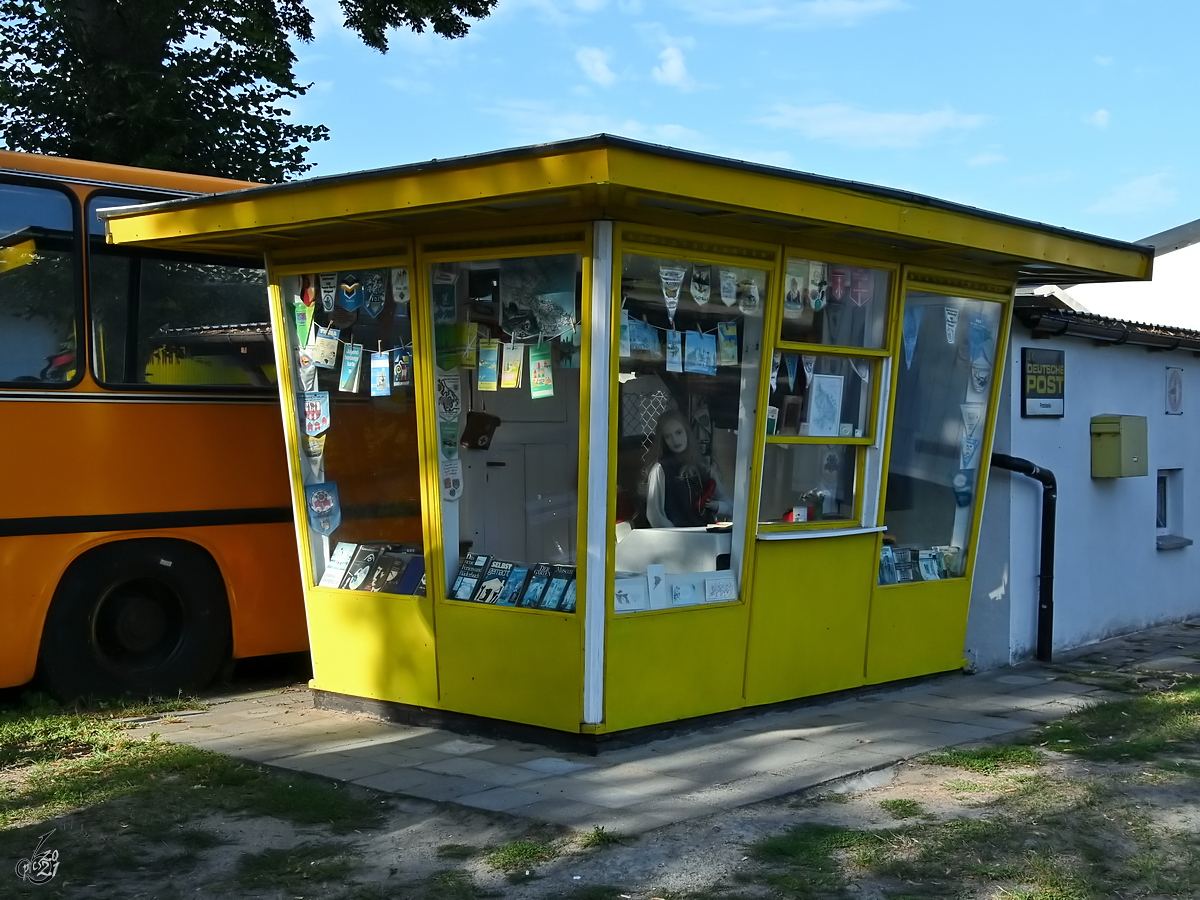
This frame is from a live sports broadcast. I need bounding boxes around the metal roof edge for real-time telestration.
[1015,304,1200,352]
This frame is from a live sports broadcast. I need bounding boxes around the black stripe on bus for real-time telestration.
[0,507,293,538]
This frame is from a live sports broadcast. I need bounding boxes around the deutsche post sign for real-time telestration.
[1022,348,1065,417]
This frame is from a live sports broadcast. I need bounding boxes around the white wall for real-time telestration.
[1068,241,1200,330]
[971,334,1200,665]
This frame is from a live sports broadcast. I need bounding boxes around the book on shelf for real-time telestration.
[318,542,357,588]
[473,559,514,604]
[518,563,552,608]
[539,565,575,610]
[494,565,530,606]
[558,579,577,613]
[396,554,426,596]
[449,553,491,601]
[367,549,416,593]
[339,543,386,591]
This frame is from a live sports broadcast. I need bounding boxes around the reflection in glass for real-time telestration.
[759,443,858,525]
[0,184,76,384]
[780,257,889,349]
[881,291,1002,582]
[612,252,764,612]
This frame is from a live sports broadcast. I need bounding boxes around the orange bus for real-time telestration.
[0,150,307,699]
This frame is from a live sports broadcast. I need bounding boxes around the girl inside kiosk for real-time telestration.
[644,409,732,528]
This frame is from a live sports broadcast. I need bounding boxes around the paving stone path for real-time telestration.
[127,619,1200,835]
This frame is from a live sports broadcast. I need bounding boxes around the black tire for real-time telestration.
[39,539,232,700]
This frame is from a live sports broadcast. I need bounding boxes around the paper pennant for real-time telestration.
[294,302,313,349]
[808,262,828,311]
[362,270,386,318]
[770,351,781,392]
[302,391,330,436]
[960,436,981,470]
[660,266,686,325]
[829,266,849,302]
[440,458,463,501]
[436,371,462,420]
[619,310,631,357]
[961,403,985,441]
[738,280,760,315]
[301,433,325,481]
[690,265,711,305]
[802,354,816,381]
[297,349,317,392]
[944,306,960,343]
[719,268,737,306]
[318,273,337,312]
[902,306,923,370]
[390,267,410,310]
[784,353,798,391]
[850,268,874,307]
[784,262,807,319]
[300,273,316,307]
[305,482,341,535]
[439,419,459,459]
[850,358,870,383]
[338,272,362,311]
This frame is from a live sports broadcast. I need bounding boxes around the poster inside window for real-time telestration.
[281,266,426,595]
[612,253,765,613]
[780,257,889,349]
[881,291,1002,583]
[433,254,583,613]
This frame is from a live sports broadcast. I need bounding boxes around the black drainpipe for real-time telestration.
[990,453,1057,662]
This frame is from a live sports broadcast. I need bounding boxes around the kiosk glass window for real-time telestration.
[612,252,765,613]
[282,266,427,595]
[881,291,1002,583]
[780,257,889,349]
[434,254,583,613]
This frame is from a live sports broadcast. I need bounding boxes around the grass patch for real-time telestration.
[1035,678,1200,761]
[234,841,358,892]
[566,887,627,900]
[437,842,478,860]
[749,823,886,896]
[484,838,556,872]
[878,798,923,819]
[925,745,1043,774]
[579,825,624,848]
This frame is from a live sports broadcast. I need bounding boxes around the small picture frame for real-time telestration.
[781,396,804,435]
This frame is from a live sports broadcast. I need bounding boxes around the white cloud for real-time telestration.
[967,151,1006,167]
[1086,173,1176,215]
[1084,109,1110,128]
[490,100,703,146]
[1094,55,1114,66]
[758,103,986,148]
[575,47,617,86]
[652,46,695,90]
[681,0,906,26]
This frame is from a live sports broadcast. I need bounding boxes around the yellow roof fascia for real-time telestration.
[604,147,1150,282]
[103,146,613,248]
[102,137,1150,283]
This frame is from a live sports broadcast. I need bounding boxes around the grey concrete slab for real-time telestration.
[454,786,547,812]
[351,766,441,794]
[395,774,492,802]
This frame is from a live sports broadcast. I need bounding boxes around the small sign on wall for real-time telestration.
[1021,348,1065,417]
[1166,366,1183,415]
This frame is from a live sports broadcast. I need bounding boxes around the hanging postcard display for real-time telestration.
[619,310,631,357]
[305,482,341,535]
[718,322,738,366]
[311,326,340,369]
[498,255,576,340]
[501,343,523,388]
[529,343,554,398]
[683,331,717,376]
[478,339,500,391]
[665,330,683,373]
[339,343,363,392]
[392,349,411,388]
[369,351,389,397]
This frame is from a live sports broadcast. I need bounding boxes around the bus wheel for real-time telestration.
[39,540,232,700]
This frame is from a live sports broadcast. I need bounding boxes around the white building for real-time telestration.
[967,220,1200,668]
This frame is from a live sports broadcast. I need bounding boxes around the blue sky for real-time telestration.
[291,0,1194,244]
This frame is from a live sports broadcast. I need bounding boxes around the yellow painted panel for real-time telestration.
[744,534,876,705]
[606,604,749,732]
[306,589,438,707]
[436,603,583,732]
[865,579,971,684]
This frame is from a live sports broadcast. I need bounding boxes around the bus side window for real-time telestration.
[0,182,78,385]
[88,194,272,389]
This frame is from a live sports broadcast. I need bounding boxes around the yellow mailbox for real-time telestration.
[1091,415,1148,478]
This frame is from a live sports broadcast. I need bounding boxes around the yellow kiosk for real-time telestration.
[104,136,1152,738]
